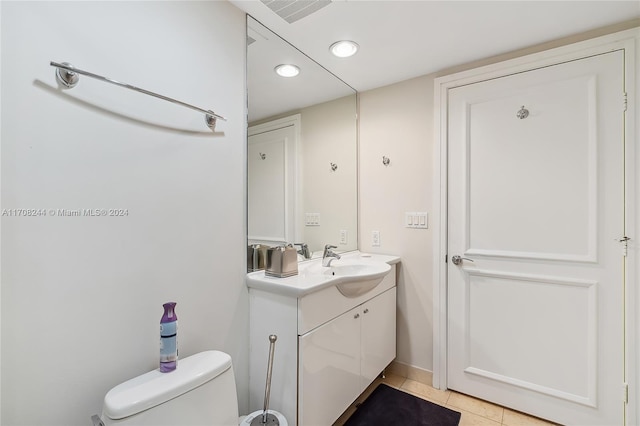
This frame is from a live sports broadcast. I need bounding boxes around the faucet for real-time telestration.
[322,244,341,267]
[294,243,312,260]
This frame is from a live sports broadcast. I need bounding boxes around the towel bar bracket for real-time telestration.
[55,62,79,88]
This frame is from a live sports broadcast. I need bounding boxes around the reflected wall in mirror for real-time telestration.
[247,16,358,258]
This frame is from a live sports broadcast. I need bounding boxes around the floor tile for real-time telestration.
[447,392,503,423]
[400,378,451,405]
[386,362,408,378]
[381,372,405,388]
[456,408,501,426]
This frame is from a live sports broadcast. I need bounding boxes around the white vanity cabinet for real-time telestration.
[298,287,396,426]
[248,259,397,426]
[298,303,361,425]
[360,287,397,388]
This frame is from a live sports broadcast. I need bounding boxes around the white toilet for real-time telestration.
[94,351,288,426]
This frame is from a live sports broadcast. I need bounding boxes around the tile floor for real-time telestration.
[333,373,561,426]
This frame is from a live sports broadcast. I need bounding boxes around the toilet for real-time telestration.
[93,351,288,426]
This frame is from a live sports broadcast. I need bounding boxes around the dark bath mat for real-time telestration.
[343,384,461,426]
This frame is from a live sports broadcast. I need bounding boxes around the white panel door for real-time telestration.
[447,51,625,425]
[248,125,296,244]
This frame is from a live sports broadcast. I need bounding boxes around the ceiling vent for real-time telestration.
[261,0,332,24]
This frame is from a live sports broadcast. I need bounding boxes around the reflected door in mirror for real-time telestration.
[248,124,297,245]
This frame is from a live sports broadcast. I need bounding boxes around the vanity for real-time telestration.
[247,252,399,426]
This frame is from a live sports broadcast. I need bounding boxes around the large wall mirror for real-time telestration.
[247,16,358,259]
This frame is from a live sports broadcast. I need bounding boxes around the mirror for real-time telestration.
[247,16,358,259]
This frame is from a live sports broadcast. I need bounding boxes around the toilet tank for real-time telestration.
[101,351,239,426]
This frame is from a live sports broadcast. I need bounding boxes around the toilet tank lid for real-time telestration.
[103,350,232,420]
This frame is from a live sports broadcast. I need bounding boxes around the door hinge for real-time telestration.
[619,236,630,257]
[445,254,448,263]
[623,92,628,112]
[623,382,629,404]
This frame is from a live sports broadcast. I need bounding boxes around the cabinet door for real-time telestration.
[361,287,397,391]
[299,306,361,426]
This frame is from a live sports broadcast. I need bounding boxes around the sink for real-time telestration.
[246,251,399,298]
[320,260,391,297]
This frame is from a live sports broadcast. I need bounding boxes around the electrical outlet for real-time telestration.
[340,230,348,245]
[372,230,380,247]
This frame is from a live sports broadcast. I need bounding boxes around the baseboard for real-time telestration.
[387,361,433,386]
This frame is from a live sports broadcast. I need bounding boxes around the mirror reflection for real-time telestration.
[247,16,358,262]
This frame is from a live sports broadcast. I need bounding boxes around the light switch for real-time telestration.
[305,213,320,226]
[340,230,348,245]
[405,212,428,229]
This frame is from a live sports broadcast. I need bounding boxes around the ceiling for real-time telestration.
[232,1,638,91]
[232,1,639,121]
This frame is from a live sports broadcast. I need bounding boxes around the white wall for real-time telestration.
[0,2,248,425]
[359,76,436,373]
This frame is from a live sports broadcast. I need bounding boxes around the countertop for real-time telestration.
[246,251,400,297]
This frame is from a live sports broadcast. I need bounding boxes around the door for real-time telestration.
[447,51,625,425]
[248,124,297,244]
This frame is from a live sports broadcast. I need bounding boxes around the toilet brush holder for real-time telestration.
[250,335,281,426]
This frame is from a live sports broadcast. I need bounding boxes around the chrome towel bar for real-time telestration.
[50,61,226,131]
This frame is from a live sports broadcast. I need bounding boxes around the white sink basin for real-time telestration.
[317,260,391,297]
[246,252,399,298]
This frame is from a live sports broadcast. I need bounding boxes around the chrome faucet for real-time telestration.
[294,243,312,260]
[322,244,341,267]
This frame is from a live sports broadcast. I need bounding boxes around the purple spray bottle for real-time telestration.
[159,302,178,372]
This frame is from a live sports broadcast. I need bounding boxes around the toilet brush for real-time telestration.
[250,334,280,426]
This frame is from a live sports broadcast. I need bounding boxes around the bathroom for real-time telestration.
[1,1,639,425]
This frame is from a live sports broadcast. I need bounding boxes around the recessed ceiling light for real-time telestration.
[329,40,359,58]
[274,64,300,77]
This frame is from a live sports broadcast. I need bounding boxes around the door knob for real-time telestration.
[451,255,474,266]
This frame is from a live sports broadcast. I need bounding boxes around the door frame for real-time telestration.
[432,28,638,423]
